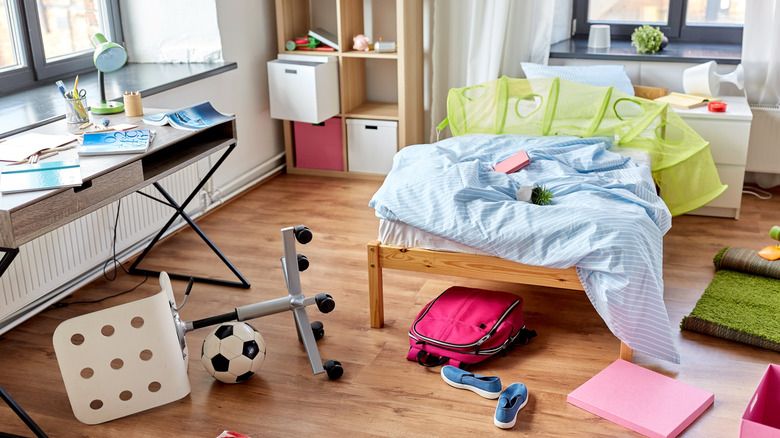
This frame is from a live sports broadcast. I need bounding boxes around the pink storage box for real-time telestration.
[741,364,780,437]
[293,118,343,170]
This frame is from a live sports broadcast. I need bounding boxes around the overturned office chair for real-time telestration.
[53,225,341,424]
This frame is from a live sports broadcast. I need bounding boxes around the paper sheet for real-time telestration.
[0,133,77,162]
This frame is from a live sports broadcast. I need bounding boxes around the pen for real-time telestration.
[55,80,68,98]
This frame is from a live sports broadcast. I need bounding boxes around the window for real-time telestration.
[0,0,122,94]
[574,0,744,44]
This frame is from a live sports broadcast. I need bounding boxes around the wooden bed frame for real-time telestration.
[367,240,633,362]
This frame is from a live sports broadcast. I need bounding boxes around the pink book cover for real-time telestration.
[567,359,714,438]
[493,150,530,173]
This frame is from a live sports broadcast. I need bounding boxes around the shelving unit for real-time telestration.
[273,0,423,177]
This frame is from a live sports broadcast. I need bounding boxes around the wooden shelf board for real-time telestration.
[280,50,339,57]
[341,51,398,60]
[286,167,385,180]
[342,102,398,120]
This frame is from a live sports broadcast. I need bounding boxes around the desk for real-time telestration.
[0,108,249,287]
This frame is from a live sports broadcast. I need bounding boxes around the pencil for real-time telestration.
[73,75,79,95]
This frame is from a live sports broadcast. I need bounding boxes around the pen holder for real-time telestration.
[65,96,90,124]
[123,92,144,117]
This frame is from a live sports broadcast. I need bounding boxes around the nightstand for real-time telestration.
[672,96,753,219]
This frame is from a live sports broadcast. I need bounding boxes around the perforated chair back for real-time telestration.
[52,272,190,424]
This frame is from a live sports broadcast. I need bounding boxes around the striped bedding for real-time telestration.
[369,134,680,363]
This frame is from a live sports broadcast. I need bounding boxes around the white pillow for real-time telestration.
[521,63,635,96]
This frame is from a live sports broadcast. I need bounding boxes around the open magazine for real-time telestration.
[142,102,234,131]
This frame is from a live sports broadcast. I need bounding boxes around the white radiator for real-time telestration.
[747,104,780,174]
[0,165,201,334]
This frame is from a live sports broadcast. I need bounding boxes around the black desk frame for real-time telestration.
[129,142,250,288]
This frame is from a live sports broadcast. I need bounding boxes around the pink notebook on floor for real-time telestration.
[493,150,530,173]
[567,359,714,438]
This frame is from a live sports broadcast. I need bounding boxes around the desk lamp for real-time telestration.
[90,32,128,114]
[682,61,744,97]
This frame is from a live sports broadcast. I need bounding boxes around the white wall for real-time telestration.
[120,0,284,201]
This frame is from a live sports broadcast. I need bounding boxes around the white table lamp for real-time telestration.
[682,61,744,97]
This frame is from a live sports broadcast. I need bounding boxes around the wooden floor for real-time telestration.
[1,174,779,437]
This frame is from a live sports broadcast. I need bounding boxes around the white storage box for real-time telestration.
[347,119,398,174]
[267,55,339,124]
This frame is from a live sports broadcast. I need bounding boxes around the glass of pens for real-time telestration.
[57,78,89,123]
[64,92,89,124]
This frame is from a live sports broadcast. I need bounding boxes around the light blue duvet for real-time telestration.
[370,134,680,363]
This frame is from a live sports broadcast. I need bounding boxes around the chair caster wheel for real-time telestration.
[311,321,324,340]
[315,293,335,313]
[294,225,312,244]
[297,253,309,271]
[324,360,343,380]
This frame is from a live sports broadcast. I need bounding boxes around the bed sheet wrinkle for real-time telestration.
[369,133,680,363]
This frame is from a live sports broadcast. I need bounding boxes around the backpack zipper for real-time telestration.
[410,298,520,350]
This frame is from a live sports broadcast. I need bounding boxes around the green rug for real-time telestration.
[681,249,780,352]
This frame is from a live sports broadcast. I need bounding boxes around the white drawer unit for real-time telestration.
[346,118,398,174]
[267,54,339,124]
[673,96,753,219]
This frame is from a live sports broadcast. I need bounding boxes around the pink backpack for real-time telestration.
[407,286,536,368]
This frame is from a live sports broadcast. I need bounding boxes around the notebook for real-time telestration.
[0,159,83,194]
[79,129,153,156]
[567,359,714,438]
[493,150,530,173]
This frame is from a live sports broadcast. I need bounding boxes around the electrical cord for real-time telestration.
[52,199,149,309]
[742,185,773,200]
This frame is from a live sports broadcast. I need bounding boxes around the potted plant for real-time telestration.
[631,25,667,54]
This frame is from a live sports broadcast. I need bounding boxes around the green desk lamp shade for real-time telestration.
[90,32,128,114]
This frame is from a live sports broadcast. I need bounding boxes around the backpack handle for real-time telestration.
[416,350,449,367]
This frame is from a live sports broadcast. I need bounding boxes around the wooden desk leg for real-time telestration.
[620,342,633,362]
[368,241,384,328]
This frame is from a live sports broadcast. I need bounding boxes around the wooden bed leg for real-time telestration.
[368,241,384,328]
[620,342,633,362]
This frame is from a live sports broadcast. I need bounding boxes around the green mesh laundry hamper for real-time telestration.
[438,76,726,216]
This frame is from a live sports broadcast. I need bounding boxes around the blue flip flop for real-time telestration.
[494,382,528,429]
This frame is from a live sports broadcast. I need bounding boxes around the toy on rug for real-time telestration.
[758,225,780,261]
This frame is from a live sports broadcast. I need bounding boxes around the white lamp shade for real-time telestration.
[683,61,745,97]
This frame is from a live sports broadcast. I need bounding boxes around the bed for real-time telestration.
[365,77,728,364]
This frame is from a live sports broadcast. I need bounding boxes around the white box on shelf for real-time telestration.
[267,54,339,124]
[347,118,398,174]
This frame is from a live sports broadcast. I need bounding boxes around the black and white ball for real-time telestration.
[201,322,266,383]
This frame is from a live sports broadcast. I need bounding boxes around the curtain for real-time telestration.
[742,0,780,105]
[425,0,555,142]
[742,1,780,188]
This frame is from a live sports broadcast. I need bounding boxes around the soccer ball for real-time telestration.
[201,322,266,384]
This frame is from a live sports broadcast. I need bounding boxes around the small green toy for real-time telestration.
[631,25,665,54]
